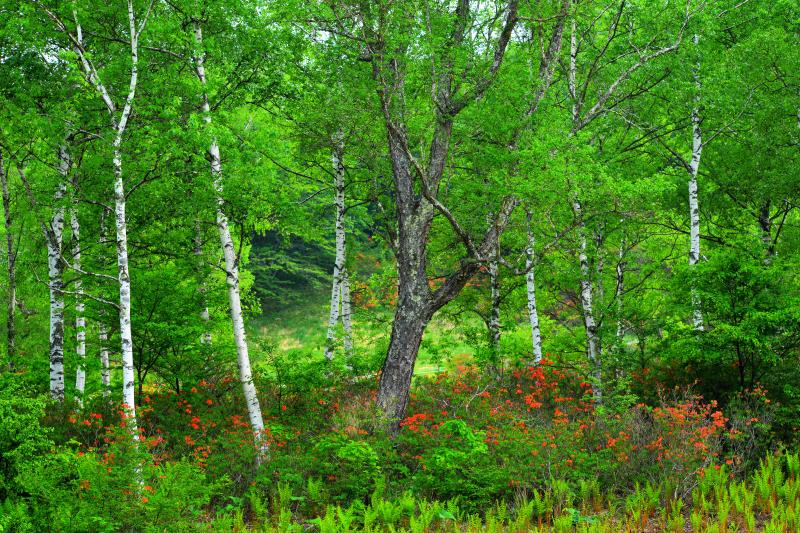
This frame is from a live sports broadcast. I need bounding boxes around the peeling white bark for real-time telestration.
[193,21,267,462]
[71,205,86,405]
[324,266,341,361]
[525,212,543,364]
[49,147,68,402]
[114,143,136,431]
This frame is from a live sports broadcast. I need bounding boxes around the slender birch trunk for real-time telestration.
[192,21,267,461]
[325,132,352,361]
[340,270,353,357]
[324,269,341,361]
[525,211,543,364]
[688,33,704,331]
[51,0,146,435]
[48,147,68,402]
[98,208,111,398]
[569,14,601,402]
[594,226,605,305]
[195,221,211,345]
[71,204,86,405]
[573,197,602,404]
[488,231,501,357]
[99,321,111,397]
[615,236,626,347]
[114,139,136,433]
[0,151,15,368]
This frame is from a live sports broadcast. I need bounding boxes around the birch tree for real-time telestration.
[36,0,153,435]
[524,210,543,364]
[70,200,86,404]
[561,0,691,401]
[687,33,704,330]
[325,131,354,361]
[190,18,268,462]
[47,147,68,402]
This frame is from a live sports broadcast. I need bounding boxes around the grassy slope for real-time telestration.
[249,286,476,377]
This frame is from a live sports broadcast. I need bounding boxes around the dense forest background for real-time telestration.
[0,0,799,530]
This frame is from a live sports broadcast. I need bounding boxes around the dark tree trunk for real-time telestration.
[377,297,431,427]
[366,0,522,432]
[758,201,775,260]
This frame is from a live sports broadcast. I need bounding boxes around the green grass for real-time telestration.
[249,287,476,376]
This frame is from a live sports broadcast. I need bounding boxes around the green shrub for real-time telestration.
[311,433,381,502]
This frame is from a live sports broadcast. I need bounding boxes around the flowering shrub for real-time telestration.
[390,358,743,501]
[18,350,778,529]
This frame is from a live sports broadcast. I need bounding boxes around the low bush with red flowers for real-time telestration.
[0,351,777,530]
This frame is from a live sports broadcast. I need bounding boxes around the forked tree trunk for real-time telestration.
[372,0,520,431]
[193,21,267,462]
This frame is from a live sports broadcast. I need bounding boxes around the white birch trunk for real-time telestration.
[525,212,543,364]
[688,33,704,331]
[573,197,602,404]
[99,321,111,398]
[49,147,68,402]
[114,141,136,435]
[325,132,351,361]
[99,209,111,398]
[193,21,267,462]
[324,273,341,361]
[594,226,605,305]
[71,205,86,405]
[570,15,601,402]
[341,269,353,357]
[40,0,146,426]
[615,237,626,346]
[195,222,211,345]
[488,246,501,357]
